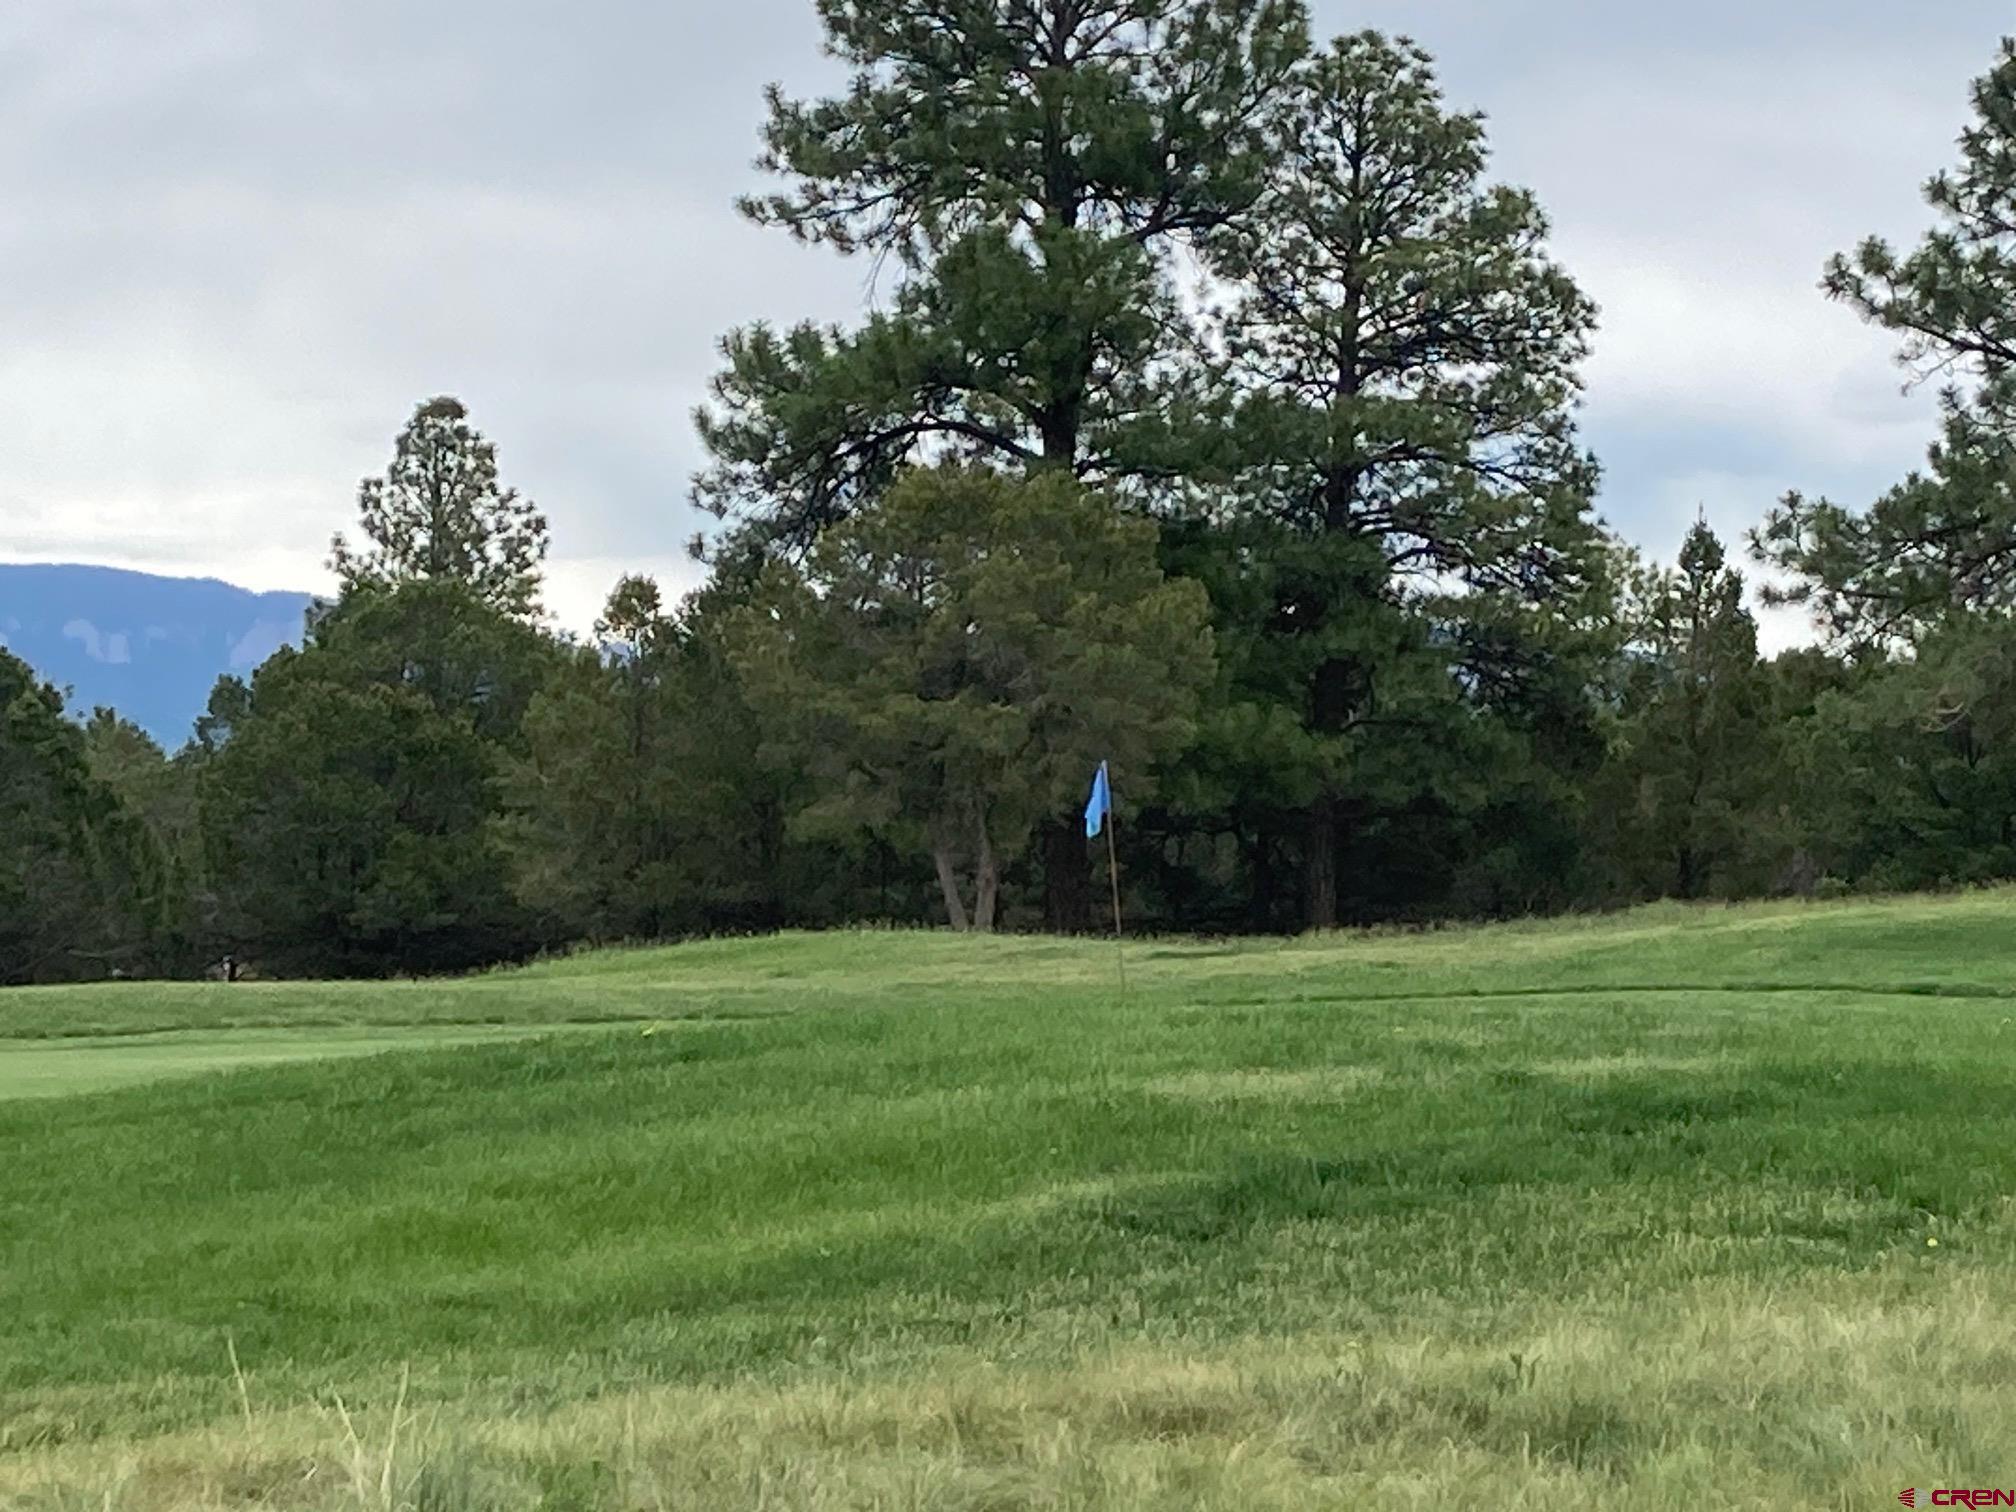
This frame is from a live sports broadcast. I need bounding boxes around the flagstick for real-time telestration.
[1105,809,1126,995]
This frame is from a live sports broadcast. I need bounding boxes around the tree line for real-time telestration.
[10,4,2016,982]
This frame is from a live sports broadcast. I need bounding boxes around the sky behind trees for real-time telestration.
[0,1,2003,643]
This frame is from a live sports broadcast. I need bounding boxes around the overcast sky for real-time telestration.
[0,2,2005,645]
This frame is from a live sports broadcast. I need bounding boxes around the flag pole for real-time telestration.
[1105,800,1126,995]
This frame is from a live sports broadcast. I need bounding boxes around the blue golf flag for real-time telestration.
[1084,761,1112,839]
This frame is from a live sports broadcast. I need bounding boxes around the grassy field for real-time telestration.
[5,895,2016,1509]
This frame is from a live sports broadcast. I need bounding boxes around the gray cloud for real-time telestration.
[0,0,2006,643]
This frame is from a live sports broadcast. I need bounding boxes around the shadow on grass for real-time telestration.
[1084,1063,1999,1258]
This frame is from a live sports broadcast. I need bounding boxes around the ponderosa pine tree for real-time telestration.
[331,396,549,619]
[207,393,567,973]
[700,0,1309,535]
[727,467,1214,932]
[505,581,681,941]
[1758,41,2016,644]
[1202,31,1602,927]
[697,0,1307,929]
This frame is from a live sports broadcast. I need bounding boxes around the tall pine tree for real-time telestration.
[696,0,1308,928]
[1203,31,1601,927]
[207,398,561,975]
[331,396,549,619]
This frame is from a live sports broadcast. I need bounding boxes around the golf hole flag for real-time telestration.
[1084,761,1113,839]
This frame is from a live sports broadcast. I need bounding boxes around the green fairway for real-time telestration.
[0,1024,609,1101]
[7,895,2016,1509]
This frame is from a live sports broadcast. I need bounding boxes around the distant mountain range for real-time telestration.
[0,564,313,746]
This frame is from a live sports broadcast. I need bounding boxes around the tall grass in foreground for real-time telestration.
[9,1275,2007,1510]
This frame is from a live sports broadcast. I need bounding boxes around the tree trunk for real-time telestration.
[933,846,971,932]
[973,822,1000,933]
[1303,793,1338,932]
[1042,818,1094,934]
[1249,825,1279,933]
[1031,350,1091,939]
[756,798,786,930]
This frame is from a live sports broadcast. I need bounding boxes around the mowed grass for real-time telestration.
[0,1026,616,1102]
[6,894,2016,1508]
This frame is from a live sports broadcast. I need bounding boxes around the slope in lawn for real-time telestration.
[10,890,2016,1044]
[4,895,2015,1509]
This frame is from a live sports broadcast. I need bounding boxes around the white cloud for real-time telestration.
[1574,252,1931,455]
[541,553,710,639]
[61,618,130,665]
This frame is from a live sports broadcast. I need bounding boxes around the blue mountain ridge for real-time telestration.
[0,564,313,747]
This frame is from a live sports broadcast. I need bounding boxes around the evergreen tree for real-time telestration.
[1202,31,1602,926]
[201,583,558,976]
[83,710,187,838]
[697,0,1307,929]
[728,466,1214,931]
[699,0,1307,540]
[200,396,566,972]
[82,708,205,971]
[201,666,513,976]
[1758,41,2016,644]
[190,675,253,758]
[1791,621,2016,891]
[597,575,675,665]
[1591,521,1767,900]
[0,654,164,982]
[502,578,798,941]
[331,396,549,618]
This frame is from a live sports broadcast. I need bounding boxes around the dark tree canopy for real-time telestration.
[728,466,1215,931]
[693,0,1310,552]
[1590,522,1768,901]
[696,0,1309,935]
[48,15,2016,982]
[0,651,166,982]
[744,0,1309,261]
[201,582,556,976]
[1213,31,1600,597]
[1191,31,1603,926]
